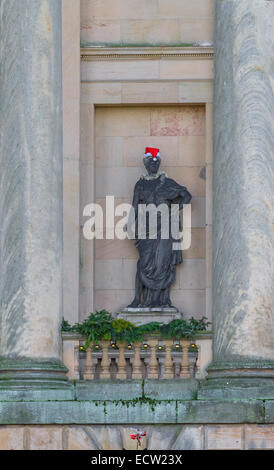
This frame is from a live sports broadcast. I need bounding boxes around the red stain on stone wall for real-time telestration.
[151,107,205,136]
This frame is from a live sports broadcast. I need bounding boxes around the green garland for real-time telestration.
[61,309,211,349]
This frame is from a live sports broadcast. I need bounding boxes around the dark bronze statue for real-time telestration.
[128,147,192,309]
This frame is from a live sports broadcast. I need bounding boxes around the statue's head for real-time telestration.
[143,147,161,175]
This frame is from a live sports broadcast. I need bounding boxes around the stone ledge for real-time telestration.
[144,379,198,400]
[2,423,274,450]
[116,308,182,325]
[0,387,75,402]
[265,401,274,423]
[80,45,214,61]
[0,357,72,400]
[76,380,143,401]
[199,381,274,401]
[177,400,265,424]
[76,379,198,401]
[0,399,272,425]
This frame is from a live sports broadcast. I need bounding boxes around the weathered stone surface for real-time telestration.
[198,376,274,400]
[0,401,178,425]
[82,59,160,81]
[265,401,274,423]
[122,82,179,104]
[80,0,214,45]
[121,19,180,45]
[76,380,143,401]
[0,398,271,425]
[28,425,63,450]
[66,426,99,450]
[147,425,179,450]
[62,0,81,325]
[159,59,213,80]
[199,0,274,398]
[96,106,151,137]
[79,103,95,319]
[66,425,123,450]
[150,106,205,136]
[158,0,214,18]
[144,379,198,400]
[90,426,123,450]
[171,425,204,450]
[206,424,243,450]
[245,424,274,450]
[0,0,66,382]
[212,0,274,364]
[1,423,274,449]
[170,289,206,319]
[0,386,74,402]
[0,426,24,450]
[81,83,122,105]
[177,400,265,424]
[95,290,135,314]
[117,309,182,325]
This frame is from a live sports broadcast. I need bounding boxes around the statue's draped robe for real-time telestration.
[131,174,192,307]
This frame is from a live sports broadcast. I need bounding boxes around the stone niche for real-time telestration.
[90,104,207,319]
[63,6,214,324]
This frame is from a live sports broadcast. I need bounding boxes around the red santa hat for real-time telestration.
[144,147,160,161]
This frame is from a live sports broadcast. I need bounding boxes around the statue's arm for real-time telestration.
[180,188,192,206]
[164,178,192,208]
[175,187,192,210]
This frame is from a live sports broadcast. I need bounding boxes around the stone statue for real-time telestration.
[128,147,192,309]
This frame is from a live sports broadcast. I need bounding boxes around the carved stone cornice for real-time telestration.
[81,46,214,61]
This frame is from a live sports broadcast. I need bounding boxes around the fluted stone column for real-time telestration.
[200,0,274,399]
[0,0,71,397]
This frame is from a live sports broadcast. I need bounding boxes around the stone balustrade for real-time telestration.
[62,332,212,381]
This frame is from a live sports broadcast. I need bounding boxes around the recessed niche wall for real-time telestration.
[93,105,206,318]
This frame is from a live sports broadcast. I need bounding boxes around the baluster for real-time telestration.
[116,341,127,379]
[143,357,149,378]
[100,341,111,379]
[148,338,159,379]
[195,343,201,377]
[180,339,190,378]
[173,345,181,377]
[74,342,80,380]
[158,356,165,379]
[132,342,143,379]
[163,339,174,379]
[174,361,181,377]
[83,344,94,380]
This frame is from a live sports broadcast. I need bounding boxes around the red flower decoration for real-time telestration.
[130,429,146,447]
